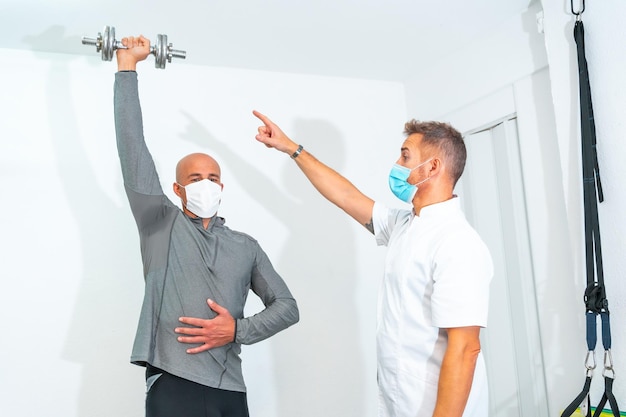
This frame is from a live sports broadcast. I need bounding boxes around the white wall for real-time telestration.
[405,0,626,415]
[0,48,407,417]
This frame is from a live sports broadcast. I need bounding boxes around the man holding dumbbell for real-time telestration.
[114,35,299,417]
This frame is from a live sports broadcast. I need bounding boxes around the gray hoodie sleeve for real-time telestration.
[236,245,299,345]
[114,71,169,231]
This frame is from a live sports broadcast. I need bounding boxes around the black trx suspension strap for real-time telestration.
[562,3,620,416]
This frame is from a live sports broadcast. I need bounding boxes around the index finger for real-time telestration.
[178,316,206,327]
[252,110,273,127]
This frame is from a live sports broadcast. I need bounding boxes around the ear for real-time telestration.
[429,158,442,177]
[173,182,183,198]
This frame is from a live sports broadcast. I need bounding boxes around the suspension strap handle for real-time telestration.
[562,376,592,417]
[592,375,620,417]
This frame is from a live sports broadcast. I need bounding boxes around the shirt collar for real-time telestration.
[413,195,461,219]
[187,214,226,231]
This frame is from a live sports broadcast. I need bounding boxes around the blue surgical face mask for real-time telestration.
[388,158,433,203]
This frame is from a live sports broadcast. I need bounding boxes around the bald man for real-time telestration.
[114,36,299,417]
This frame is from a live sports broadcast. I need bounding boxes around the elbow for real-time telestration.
[468,345,481,363]
[446,326,482,363]
[467,336,481,353]
[461,333,481,354]
[271,297,300,330]
[463,340,481,366]
[287,298,300,327]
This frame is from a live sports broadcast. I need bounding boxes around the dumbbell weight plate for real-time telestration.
[153,34,167,69]
[101,26,115,62]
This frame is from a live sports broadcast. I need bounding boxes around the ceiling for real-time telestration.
[3,0,533,82]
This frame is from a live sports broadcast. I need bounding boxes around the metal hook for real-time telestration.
[571,0,585,16]
[584,350,596,377]
[602,350,615,378]
[585,350,597,371]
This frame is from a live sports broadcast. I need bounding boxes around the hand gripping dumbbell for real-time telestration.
[81,25,186,69]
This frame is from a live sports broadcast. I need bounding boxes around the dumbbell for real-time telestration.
[81,25,186,69]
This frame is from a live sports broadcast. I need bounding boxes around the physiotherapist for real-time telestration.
[252,111,493,417]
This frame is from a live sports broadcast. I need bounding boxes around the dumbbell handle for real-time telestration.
[81,36,123,48]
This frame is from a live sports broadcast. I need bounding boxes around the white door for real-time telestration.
[457,117,549,417]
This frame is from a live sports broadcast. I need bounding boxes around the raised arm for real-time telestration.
[114,36,167,228]
[253,111,375,233]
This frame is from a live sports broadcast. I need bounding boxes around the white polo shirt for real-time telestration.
[373,197,492,417]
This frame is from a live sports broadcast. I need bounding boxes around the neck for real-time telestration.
[411,188,454,216]
[183,207,212,230]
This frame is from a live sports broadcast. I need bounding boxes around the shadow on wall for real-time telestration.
[23,24,84,56]
[27,26,144,417]
[179,113,367,417]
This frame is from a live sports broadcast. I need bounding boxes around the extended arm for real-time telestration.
[114,36,167,227]
[433,326,482,417]
[253,111,375,233]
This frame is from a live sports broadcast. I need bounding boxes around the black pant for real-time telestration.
[145,365,249,417]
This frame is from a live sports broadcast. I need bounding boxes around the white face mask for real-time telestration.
[179,179,222,218]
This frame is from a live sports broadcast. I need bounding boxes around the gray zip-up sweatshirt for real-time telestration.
[113,71,299,392]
